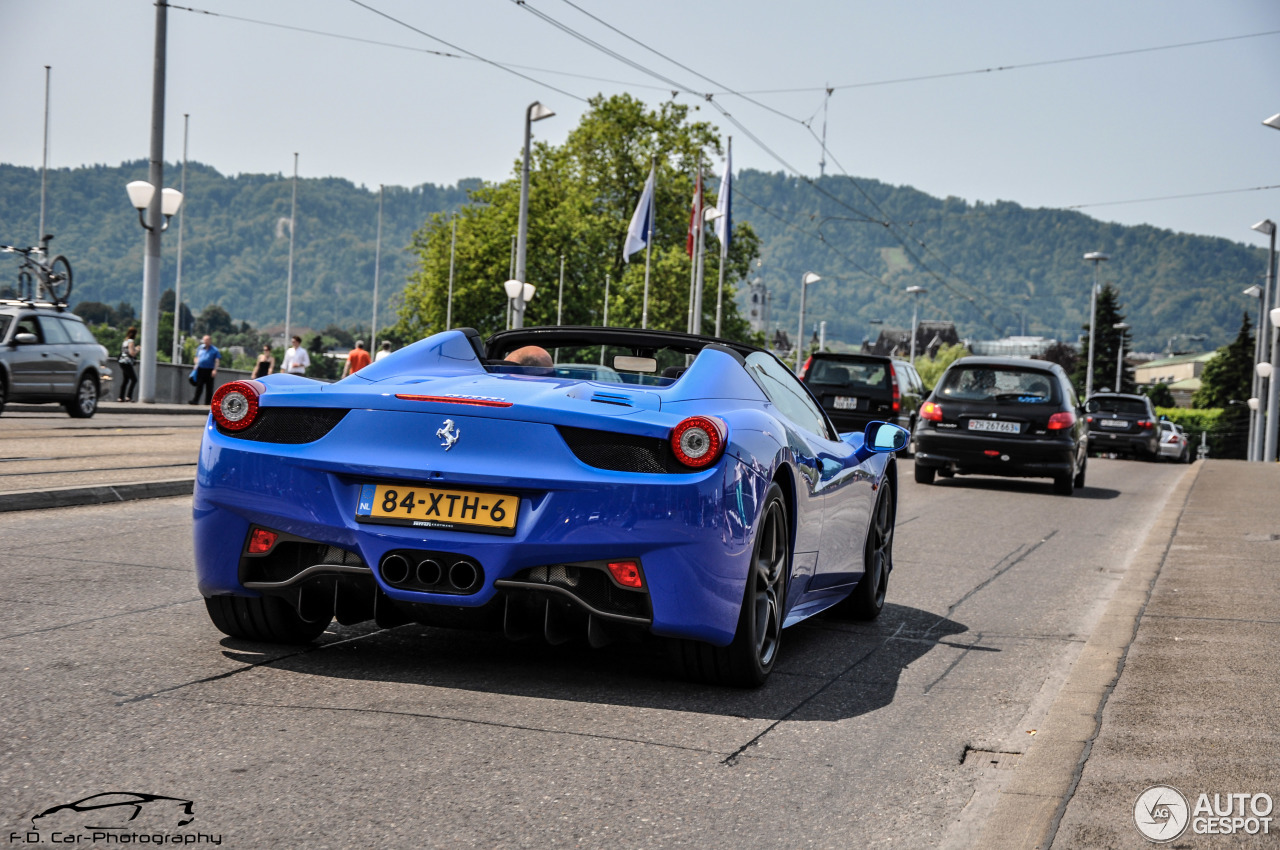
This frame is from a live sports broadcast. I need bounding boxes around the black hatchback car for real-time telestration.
[799,353,925,437]
[1083,393,1160,460]
[912,357,1088,495]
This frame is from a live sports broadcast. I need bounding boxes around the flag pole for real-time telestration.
[687,166,700,334]
[641,157,655,329]
[714,137,731,338]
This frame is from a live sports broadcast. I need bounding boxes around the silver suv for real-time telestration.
[0,300,112,417]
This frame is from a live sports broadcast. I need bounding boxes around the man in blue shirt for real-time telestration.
[189,335,221,405]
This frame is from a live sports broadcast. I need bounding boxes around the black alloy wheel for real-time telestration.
[668,482,790,687]
[837,478,894,620]
[65,375,98,418]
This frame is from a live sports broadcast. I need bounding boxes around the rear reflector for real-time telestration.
[920,401,943,422]
[1047,411,1076,430]
[247,528,278,554]
[889,362,901,413]
[984,449,1001,457]
[607,560,643,589]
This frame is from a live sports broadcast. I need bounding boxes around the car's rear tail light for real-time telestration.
[984,449,1001,457]
[211,380,262,431]
[1047,412,1076,430]
[889,362,901,413]
[607,560,644,589]
[799,356,812,379]
[1137,419,1153,429]
[1086,416,1094,424]
[670,416,725,469]
[247,527,278,554]
[920,401,943,422]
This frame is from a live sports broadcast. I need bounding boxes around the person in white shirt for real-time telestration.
[282,335,311,375]
[374,340,393,362]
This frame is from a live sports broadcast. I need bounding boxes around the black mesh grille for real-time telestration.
[219,407,349,443]
[242,540,367,585]
[558,426,685,474]
[510,564,651,620]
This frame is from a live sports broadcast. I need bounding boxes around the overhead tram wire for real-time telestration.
[721,29,1280,95]
[506,0,1009,332]
[168,3,674,91]
[343,0,588,102]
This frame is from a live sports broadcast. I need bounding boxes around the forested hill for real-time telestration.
[0,161,1266,351]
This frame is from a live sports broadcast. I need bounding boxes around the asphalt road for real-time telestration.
[0,457,1191,848]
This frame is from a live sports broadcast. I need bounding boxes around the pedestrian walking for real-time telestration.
[340,340,371,378]
[251,344,275,379]
[188,334,221,405]
[282,335,310,376]
[117,326,139,402]
[375,340,393,362]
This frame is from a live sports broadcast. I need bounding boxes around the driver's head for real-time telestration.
[506,345,553,367]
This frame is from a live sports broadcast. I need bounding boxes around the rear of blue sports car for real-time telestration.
[194,333,772,653]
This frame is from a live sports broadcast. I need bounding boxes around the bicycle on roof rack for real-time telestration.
[1,234,72,306]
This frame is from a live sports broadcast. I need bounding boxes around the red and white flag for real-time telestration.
[686,172,703,257]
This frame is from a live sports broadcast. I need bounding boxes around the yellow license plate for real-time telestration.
[355,483,519,535]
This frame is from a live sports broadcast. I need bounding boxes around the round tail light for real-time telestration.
[670,416,726,469]
[211,380,262,431]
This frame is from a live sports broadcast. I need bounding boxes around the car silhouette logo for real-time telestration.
[436,419,460,451]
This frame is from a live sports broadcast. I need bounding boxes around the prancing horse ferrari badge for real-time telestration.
[436,419,460,451]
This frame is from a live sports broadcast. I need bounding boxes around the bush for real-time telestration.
[1156,406,1249,460]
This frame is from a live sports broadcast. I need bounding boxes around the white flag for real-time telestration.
[713,142,732,249]
[623,166,656,262]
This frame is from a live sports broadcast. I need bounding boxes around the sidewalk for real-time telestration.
[978,459,1280,848]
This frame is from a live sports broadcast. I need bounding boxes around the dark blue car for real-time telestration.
[194,326,908,686]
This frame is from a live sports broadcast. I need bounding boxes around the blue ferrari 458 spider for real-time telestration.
[194,326,908,686]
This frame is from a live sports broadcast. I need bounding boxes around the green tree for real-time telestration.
[1191,312,1254,459]
[1142,382,1176,408]
[195,304,234,336]
[914,343,971,391]
[1071,283,1132,396]
[393,94,759,342]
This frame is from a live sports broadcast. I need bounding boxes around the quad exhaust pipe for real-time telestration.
[378,550,483,595]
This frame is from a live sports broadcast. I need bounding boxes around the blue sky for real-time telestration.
[2,0,1279,246]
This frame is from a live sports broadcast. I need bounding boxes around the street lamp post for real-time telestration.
[1113,322,1130,392]
[126,0,172,404]
[1083,252,1110,400]
[1244,283,1265,461]
[906,285,927,362]
[1266,306,1280,462]
[795,271,821,371]
[1252,219,1278,462]
[513,101,554,329]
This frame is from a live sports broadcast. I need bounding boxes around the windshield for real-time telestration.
[1086,396,1150,415]
[937,366,1058,403]
[806,358,890,390]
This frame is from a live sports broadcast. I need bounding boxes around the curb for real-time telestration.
[0,478,195,513]
[6,404,208,416]
[971,461,1202,850]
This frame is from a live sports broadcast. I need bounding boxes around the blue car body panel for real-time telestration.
[194,329,896,646]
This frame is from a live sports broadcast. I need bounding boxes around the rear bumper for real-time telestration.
[1088,429,1158,455]
[914,430,1077,477]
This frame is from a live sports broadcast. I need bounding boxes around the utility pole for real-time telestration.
[172,113,188,364]
[284,153,298,346]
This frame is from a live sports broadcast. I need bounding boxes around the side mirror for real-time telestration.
[14,332,38,345]
[852,421,911,463]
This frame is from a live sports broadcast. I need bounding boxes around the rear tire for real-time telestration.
[204,595,331,644]
[914,462,935,484]
[44,255,73,304]
[1073,455,1087,489]
[64,374,97,418]
[0,377,6,417]
[1053,471,1075,496]
[835,478,894,620]
[668,482,789,688]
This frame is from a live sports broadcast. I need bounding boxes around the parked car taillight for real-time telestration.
[1137,419,1153,429]
[920,401,943,422]
[1047,412,1076,430]
[798,356,812,379]
[888,362,901,413]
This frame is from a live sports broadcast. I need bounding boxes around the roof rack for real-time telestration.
[1,298,67,310]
